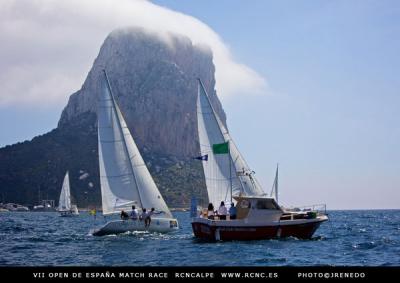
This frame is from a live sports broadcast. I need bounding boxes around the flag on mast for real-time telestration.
[194,154,208,161]
[212,142,229,154]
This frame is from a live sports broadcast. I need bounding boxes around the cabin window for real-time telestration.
[239,200,251,209]
[256,200,278,210]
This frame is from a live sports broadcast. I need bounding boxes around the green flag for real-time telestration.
[212,142,229,154]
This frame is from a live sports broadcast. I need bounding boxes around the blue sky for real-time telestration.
[1,0,399,209]
[157,0,400,209]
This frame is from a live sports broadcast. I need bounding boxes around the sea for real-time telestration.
[0,210,399,266]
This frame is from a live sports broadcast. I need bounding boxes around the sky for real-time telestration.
[1,0,399,209]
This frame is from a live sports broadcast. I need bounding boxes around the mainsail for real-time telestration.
[196,80,265,206]
[97,70,172,217]
[58,172,71,211]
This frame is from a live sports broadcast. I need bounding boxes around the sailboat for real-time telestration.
[92,70,179,236]
[191,79,328,241]
[58,171,79,217]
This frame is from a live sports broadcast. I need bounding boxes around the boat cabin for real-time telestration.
[200,196,283,222]
[234,196,283,222]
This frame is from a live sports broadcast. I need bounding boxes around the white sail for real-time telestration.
[270,164,279,202]
[58,172,71,211]
[97,70,172,217]
[196,80,265,206]
[219,121,265,197]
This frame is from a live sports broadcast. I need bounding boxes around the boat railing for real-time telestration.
[283,203,327,215]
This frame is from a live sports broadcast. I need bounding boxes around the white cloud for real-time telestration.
[0,0,267,107]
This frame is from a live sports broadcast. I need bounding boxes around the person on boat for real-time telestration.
[120,210,129,220]
[139,208,147,221]
[139,208,151,227]
[145,207,162,227]
[229,203,237,220]
[217,201,227,220]
[89,208,97,219]
[145,208,153,228]
[207,203,215,220]
[130,205,138,220]
[200,208,208,218]
[149,207,162,217]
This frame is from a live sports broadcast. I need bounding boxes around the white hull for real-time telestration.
[92,217,179,236]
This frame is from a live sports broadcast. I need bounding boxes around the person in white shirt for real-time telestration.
[217,201,227,220]
[130,205,138,220]
[140,208,150,227]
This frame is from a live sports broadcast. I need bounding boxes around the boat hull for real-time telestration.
[59,210,79,217]
[92,217,179,236]
[191,216,328,241]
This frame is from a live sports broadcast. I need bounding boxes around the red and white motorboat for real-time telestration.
[192,79,328,241]
[192,196,328,241]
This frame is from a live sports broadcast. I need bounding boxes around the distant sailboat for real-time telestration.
[92,70,179,236]
[191,79,328,241]
[58,172,79,217]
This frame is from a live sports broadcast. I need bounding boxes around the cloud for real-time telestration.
[0,0,267,107]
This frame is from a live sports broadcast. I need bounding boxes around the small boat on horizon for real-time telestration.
[57,171,79,217]
[3,203,29,212]
[191,79,328,241]
[91,70,179,236]
[33,200,56,212]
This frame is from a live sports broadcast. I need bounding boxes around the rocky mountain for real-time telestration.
[0,27,226,209]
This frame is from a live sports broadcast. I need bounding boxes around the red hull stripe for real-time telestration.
[191,221,324,241]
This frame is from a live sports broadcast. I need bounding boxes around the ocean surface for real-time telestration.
[0,210,399,266]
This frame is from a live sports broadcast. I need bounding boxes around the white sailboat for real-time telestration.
[196,79,266,206]
[92,70,179,236]
[191,79,328,241]
[58,171,79,217]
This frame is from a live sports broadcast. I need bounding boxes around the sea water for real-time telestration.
[0,210,399,266]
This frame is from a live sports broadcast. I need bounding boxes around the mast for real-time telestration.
[102,69,144,210]
[275,163,279,203]
[229,141,232,204]
[66,171,71,209]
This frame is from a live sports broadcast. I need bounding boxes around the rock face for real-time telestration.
[59,27,226,157]
[0,27,226,208]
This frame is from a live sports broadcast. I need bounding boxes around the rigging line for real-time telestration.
[99,139,125,143]
[98,126,118,129]
[232,155,241,167]
[199,143,213,148]
[128,154,137,161]
[100,173,134,178]
[113,198,118,215]
[131,164,147,169]
[197,111,215,115]
[204,177,240,181]
[232,147,264,196]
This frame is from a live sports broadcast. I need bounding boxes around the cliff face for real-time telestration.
[59,27,226,157]
[0,28,226,208]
